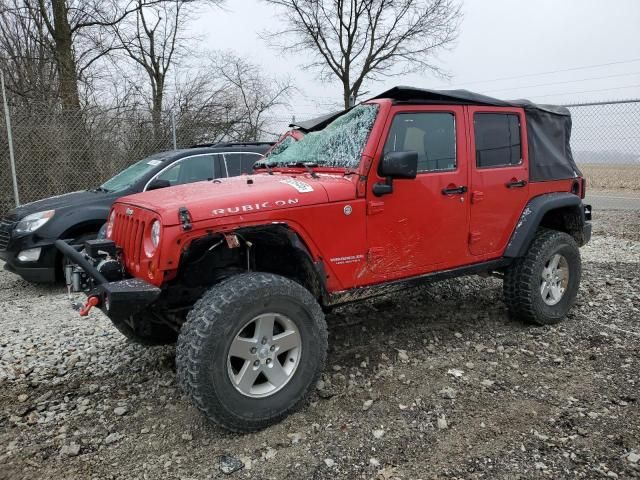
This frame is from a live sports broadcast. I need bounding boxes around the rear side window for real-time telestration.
[224,153,242,177]
[384,112,456,173]
[474,113,522,168]
[241,153,263,173]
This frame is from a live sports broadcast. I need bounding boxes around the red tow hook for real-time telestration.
[79,296,100,316]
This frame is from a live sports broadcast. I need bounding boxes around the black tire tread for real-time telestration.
[504,228,580,325]
[176,272,327,432]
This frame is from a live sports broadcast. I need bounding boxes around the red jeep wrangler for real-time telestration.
[57,87,592,432]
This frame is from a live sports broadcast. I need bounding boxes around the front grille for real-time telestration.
[0,217,16,251]
[111,212,146,272]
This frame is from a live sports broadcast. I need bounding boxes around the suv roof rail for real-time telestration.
[189,141,275,149]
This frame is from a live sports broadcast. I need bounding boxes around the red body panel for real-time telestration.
[109,98,582,293]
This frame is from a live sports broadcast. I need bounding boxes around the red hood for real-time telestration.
[116,172,357,226]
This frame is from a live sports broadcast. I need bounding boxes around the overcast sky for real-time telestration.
[190,0,640,120]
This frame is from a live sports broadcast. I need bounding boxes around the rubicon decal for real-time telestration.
[212,198,299,216]
[280,179,314,193]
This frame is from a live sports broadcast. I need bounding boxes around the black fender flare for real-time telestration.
[504,192,585,258]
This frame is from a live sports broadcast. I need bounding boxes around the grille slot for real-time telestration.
[112,212,146,272]
[0,217,16,251]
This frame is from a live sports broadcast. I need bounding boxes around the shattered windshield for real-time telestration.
[266,104,379,168]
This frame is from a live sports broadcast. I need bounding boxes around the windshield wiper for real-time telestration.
[286,162,319,179]
[91,186,110,193]
[253,161,275,175]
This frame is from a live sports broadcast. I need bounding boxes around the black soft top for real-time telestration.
[294,86,580,182]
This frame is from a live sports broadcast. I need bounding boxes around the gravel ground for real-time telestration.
[1,210,639,480]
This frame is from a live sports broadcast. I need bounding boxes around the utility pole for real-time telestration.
[1,69,20,206]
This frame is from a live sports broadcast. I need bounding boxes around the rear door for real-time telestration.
[468,107,529,257]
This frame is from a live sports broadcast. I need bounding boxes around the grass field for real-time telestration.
[579,163,640,191]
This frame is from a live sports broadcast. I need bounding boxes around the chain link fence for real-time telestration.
[1,99,639,216]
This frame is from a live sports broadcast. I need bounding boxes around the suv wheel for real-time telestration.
[176,272,327,432]
[110,312,178,346]
[504,228,581,325]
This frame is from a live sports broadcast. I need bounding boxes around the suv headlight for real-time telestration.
[15,210,55,234]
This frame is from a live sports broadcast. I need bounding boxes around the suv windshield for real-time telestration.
[100,152,173,192]
[266,104,379,169]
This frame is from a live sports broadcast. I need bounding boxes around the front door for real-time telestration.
[365,106,470,280]
[468,107,530,257]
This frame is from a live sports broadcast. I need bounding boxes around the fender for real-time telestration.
[504,192,585,258]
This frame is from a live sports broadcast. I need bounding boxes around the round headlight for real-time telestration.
[105,210,116,238]
[150,220,161,248]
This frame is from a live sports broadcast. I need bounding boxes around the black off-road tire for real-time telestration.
[176,273,327,432]
[110,312,178,346]
[504,228,581,325]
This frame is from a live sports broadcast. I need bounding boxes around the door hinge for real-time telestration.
[367,200,385,215]
[469,231,481,244]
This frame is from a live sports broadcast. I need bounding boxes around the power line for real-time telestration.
[483,72,640,94]
[527,83,640,100]
[439,58,640,89]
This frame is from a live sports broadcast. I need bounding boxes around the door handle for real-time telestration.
[441,185,468,195]
[506,179,527,188]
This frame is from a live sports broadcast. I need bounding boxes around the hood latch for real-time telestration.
[178,207,192,231]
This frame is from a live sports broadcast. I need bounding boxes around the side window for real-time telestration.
[383,112,456,173]
[241,153,262,173]
[154,155,214,187]
[474,113,522,168]
[156,163,180,185]
[224,153,243,177]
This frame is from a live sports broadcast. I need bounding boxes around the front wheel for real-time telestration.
[176,273,328,432]
[504,228,581,325]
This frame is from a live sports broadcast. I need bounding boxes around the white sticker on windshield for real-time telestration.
[147,160,162,166]
[280,179,314,193]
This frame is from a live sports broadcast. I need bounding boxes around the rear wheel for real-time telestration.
[110,312,178,346]
[176,272,327,432]
[504,228,581,325]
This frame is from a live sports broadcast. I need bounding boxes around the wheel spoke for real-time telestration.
[263,360,288,387]
[272,330,299,353]
[235,361,261,392]
[254,315,275,342]
[541,281,551,299]
[548,254,561,271]
[229,336,257,360]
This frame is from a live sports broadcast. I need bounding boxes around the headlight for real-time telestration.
[151,220,161,248]
[105,210,116,238]
[14,210,55,234]
[145,219,162,257]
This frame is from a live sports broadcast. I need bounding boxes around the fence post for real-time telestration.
[1,69,20,206]
[171,112,177,150]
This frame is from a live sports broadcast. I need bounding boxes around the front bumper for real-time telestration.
[0,235,58,283]
[55,239,161,319]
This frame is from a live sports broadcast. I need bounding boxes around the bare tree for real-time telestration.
[113,0,222,140]
[0,0,57,109]
[214,53,294,140]
[263,0,462,108]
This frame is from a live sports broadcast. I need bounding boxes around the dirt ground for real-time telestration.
[1,210,639,480]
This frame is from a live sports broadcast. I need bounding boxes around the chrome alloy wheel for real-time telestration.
[227,313,302,398]
[540,253,570,306]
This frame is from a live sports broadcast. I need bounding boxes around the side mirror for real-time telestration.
[373,151,418,196]
[147,179,171,191]
[379,151,418,179]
